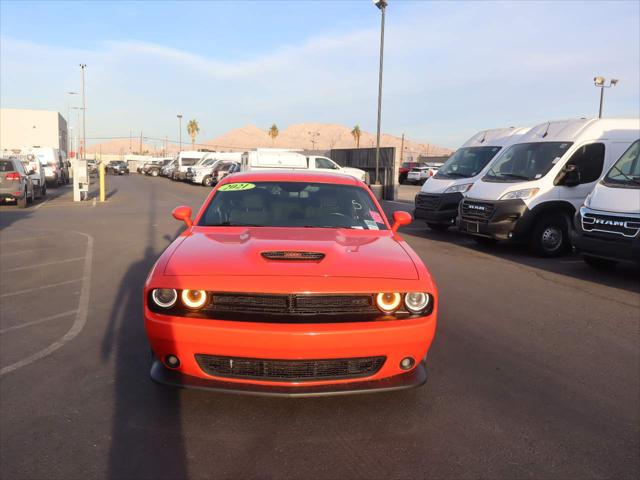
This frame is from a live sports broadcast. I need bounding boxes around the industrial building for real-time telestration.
[0,108,68,154]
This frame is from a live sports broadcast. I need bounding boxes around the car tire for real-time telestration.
[427,223,450,232]
[41,183,47,197]
[530,214,570,257]
[582,255,617,269]
[151,169,158,177]
[28,188,35,204]
[202,175,212,187]
[17,189,27,208]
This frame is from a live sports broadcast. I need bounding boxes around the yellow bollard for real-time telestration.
[99,161,106,202]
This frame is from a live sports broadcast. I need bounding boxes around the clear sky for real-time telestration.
[1,0,638,148]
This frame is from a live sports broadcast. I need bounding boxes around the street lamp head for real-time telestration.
[610,79,619,86]
[594,76,605,86]
[177,114,183,119]
[373,0,387,9]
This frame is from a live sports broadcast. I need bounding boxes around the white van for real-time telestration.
[175,151,210,181]
[415,127,529,231]
[188,152,243,186]
[241,149,367,182]
[30,147,69,187]
[572,139,640,268]
[458,118,639,256]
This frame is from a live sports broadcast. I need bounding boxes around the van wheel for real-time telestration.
[427,223,449,232]
[17,189,27,208]
[582,255,617,269]
[151,169,159,177]
[202,175,212,187]
[530,214,570,257]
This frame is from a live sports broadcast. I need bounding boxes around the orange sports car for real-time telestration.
[145,170,438,396]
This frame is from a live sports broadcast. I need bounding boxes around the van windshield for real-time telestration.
[602,140,640,188]
[484,142,573,182]
[435,146,502,179]
[199,181,387,230]
[181,158,199,166]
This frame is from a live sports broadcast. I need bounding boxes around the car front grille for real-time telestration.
[460,200,495,222]
[415,194,441,211]
[206,293,377,316]
[195,354,386,382]
[582,212,640,238]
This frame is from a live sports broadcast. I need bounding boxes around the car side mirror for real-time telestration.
[172,205,193,228]
[391,210,412,233]
[556,164,581,187]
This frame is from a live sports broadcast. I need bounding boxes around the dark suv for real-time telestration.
[106,161,130,175]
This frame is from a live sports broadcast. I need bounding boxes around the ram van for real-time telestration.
[175,151,210,181]
[458,118,639,256]
[415,127,529,231]
[572,139,640,268]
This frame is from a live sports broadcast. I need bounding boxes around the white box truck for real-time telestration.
[572,139,640,268]
[414,127,529,231]
[458,118,639,256]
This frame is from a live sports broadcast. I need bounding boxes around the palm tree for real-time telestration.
[187,119,200,149]
[268,123,279,145]
[351,124,362,148]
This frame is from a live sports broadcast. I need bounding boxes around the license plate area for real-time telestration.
[466,222,479,233]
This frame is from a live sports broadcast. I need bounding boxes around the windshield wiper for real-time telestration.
[443,172,469,178]
[609,165,640,186]
[207,221,262,227]
[498,173,532,181]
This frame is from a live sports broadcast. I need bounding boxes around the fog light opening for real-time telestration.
[400,357,415,370]
[165,354,180,369]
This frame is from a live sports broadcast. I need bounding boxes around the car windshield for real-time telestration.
[602,140,640,188]
[484,142,573,182]
[181,158,199,166]
[435,146,501,179]
[199,181,387,230]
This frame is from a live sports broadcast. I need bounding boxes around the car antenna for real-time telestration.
[541,121,551,138]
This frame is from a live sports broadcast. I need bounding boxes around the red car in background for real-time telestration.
[399,161,421,184]
[144,171,438,396]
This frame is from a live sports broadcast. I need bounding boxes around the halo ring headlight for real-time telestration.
[151,288,178,308]
[375,292,402,313]
[404,292,430,313]
[181,289,208,309]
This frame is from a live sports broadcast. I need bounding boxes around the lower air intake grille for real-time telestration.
[195,354,386,382]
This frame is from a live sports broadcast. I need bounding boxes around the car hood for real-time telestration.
[341,167,366,178]
[588,184,640,214]
[164,227,418,279]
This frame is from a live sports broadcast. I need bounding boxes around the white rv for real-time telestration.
[241,149,367,182]
[414,127,529,231]
[572,139,640,268]
[458,118,639,256]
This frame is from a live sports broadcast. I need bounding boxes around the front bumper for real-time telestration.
[457,198,531,241]
[414,192,463,225]
[572,212,640,264]
[145,308,436,395]
[151,358,427,397]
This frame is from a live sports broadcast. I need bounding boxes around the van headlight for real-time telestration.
[500,188,539,200]
[583,192,593,208]
[444,183,474,194]
[151,289,178,308]
[404,292,431,314]
[375,292,402,313]
[181,289,208,309]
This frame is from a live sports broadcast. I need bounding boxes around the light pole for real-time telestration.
[66,91,79,153]
[593,76,618,118]
[177,114,183,151]
[373,0,387,195]
[79,64,87,158]
[308,131,320,150]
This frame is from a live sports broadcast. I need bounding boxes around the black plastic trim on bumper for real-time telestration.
[458,198,531,240]
[571,223,640,264]
[150,359,427,397]
[414,192,463,225]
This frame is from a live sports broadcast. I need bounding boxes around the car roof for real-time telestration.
[217,170,361,186]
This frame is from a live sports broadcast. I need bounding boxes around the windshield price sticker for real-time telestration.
[364,220,379,230]
[370,211,384,223]
[218,183,256,192]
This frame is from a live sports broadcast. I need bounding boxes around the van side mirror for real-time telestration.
[556,164,581,187]
[391,210,412,233]
[172,205,193,228]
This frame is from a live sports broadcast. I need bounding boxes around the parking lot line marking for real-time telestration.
[2,256,85,273]
[0,233,51,245]
[0,278,83,298]
[0,310,78,334]
[32,198,50,210]
[1,231,93,377]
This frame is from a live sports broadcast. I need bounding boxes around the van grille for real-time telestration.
[461,200,495,222]
[415,194,441,211]
[582,212,640,238]
[195,354,386,382]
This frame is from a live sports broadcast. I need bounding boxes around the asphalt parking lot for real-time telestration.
[1,175,638,480]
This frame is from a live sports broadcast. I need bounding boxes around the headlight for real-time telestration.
[444,183,474,194]
[404,292,430,313]
[500,188,540,200]
[375,292,402,313]
[181,289,208,309]
[583,192,593,208]
[151,288,178,308]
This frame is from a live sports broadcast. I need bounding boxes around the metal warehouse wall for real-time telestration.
[330,147,398,200]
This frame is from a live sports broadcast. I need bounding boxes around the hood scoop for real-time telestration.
[261,251,325,261]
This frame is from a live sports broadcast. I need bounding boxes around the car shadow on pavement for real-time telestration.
[100,186,188,480]
[400,223,640,295]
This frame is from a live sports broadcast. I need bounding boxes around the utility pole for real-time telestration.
[177,114,183,151]
[400,133,405,164]
[129,130,132,152]
[139,131,143,154]
[80,64,86,159]
[308,131,320,150]
[373,0,387,195]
